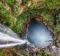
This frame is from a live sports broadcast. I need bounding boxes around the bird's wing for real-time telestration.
[0,32,27,48]
[0,24,20,38]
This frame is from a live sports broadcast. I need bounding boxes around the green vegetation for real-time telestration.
[5,0,19,15]
[21,0,30,5]
[0,49,8,56]
[56,12,60,32]
[0,0,60,56]
[0,2,16,27]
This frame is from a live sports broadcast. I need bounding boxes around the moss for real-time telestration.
[0,49,8,56]
[0,0,60,56]
[29,1,45,9]
[56,12,60,32]
[12,5,19,15]
[13,9,53,34]
[29,0,60,10]
[6,0,16,6]
[45,0,60,9]
[0,2,17,27]
[13,10,30,33]
[5,0,19,15]
[20,50,29,56]
[37,50,50,56]
[21,0,30,5]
